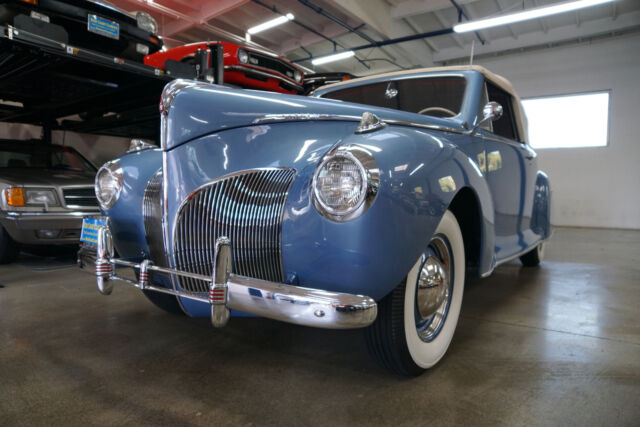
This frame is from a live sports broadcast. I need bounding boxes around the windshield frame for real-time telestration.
[313,71,474,123]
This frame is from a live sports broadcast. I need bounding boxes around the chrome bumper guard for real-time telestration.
[77,226,377,329]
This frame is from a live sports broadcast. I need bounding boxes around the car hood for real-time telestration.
[0,169,96,187]
[162,80,466,150]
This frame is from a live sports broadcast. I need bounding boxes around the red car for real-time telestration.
[144,41,304,94]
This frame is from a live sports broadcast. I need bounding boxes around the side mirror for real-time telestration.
[469,102,503,135]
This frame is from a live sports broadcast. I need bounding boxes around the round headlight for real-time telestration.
[238,49,249,64]
[136,12,158,34]
[95,160,123,210]
[313,151,368,219]
[294,70,302,83]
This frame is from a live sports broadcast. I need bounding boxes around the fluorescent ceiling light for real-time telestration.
[247,13,294,35]
[312,50,355,65]
[453,0,616,33]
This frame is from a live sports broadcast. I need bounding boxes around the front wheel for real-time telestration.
[365,210,465,376]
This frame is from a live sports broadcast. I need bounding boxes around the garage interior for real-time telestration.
[1,0,639,424]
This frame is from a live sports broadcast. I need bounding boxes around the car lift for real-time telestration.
[0,23,222,142]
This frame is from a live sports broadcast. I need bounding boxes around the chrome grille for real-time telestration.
[62,187,98,208]
[142,169,166,266]
[173,168,296,293]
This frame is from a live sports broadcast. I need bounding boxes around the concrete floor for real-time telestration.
[0,227,638,425]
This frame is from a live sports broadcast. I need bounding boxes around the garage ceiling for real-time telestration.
[109,0,640,75]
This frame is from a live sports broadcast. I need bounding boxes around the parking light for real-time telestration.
[5,188,25,207]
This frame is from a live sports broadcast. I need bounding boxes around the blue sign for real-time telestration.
[87,14,119,40]
[80,217,107,245]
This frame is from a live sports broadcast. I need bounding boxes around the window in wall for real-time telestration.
[522,91,609,149]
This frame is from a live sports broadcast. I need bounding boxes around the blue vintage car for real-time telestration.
[78,65,551,375]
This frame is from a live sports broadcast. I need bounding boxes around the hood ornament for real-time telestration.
[355,112,387,134]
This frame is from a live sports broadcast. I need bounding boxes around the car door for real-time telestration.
[478,81,537,261]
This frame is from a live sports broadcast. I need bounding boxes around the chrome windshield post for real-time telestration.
[96,225,114,295]
[210,237,232,328]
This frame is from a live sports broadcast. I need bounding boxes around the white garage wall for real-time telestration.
[0,123,130,166]
[474,32,640,230]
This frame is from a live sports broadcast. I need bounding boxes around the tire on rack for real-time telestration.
[365,210,465,376]
[519,242,544,267]
[0,225,20,264]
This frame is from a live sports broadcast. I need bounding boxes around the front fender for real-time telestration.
[102,149,163,259]
[282,126,495,300]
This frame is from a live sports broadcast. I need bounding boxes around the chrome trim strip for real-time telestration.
[78,236,377,329]
[253,113,361,125]
[224,65,303,90]
[252,113,465,134]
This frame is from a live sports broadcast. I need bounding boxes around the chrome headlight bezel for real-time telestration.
[95,160,124,210]
[136,11,158,34]
[312,145,379,222]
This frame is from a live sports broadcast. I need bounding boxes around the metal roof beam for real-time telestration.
[162,0,249,37]
[391,0,476,20]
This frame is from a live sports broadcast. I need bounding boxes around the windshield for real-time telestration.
[320,75,466,118]
[0,144,96,172]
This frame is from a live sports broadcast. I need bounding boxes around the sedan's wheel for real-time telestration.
[365,210,465,376]
[519,242,544,267]
[0,225,19,264]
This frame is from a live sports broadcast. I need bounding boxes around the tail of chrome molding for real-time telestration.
[78,225,377,329]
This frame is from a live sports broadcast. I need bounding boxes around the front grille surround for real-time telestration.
[247,51,298,80]
[62,187,98,208]
[142,169,167,266]
[172,168,296,294]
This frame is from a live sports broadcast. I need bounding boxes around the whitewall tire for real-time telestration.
[365,210,465,375]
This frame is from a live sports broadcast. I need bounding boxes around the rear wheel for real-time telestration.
[0,225,19,264]
[520,242,544,267]
[365,210,465,376]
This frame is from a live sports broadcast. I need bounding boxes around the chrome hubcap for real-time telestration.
[415,235,453,342]
[416,256,448,319]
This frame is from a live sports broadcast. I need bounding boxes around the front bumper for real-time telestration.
[77,225,377,329]
[1,210,99,244]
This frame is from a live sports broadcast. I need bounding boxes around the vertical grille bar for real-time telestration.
[172,168,296,293]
